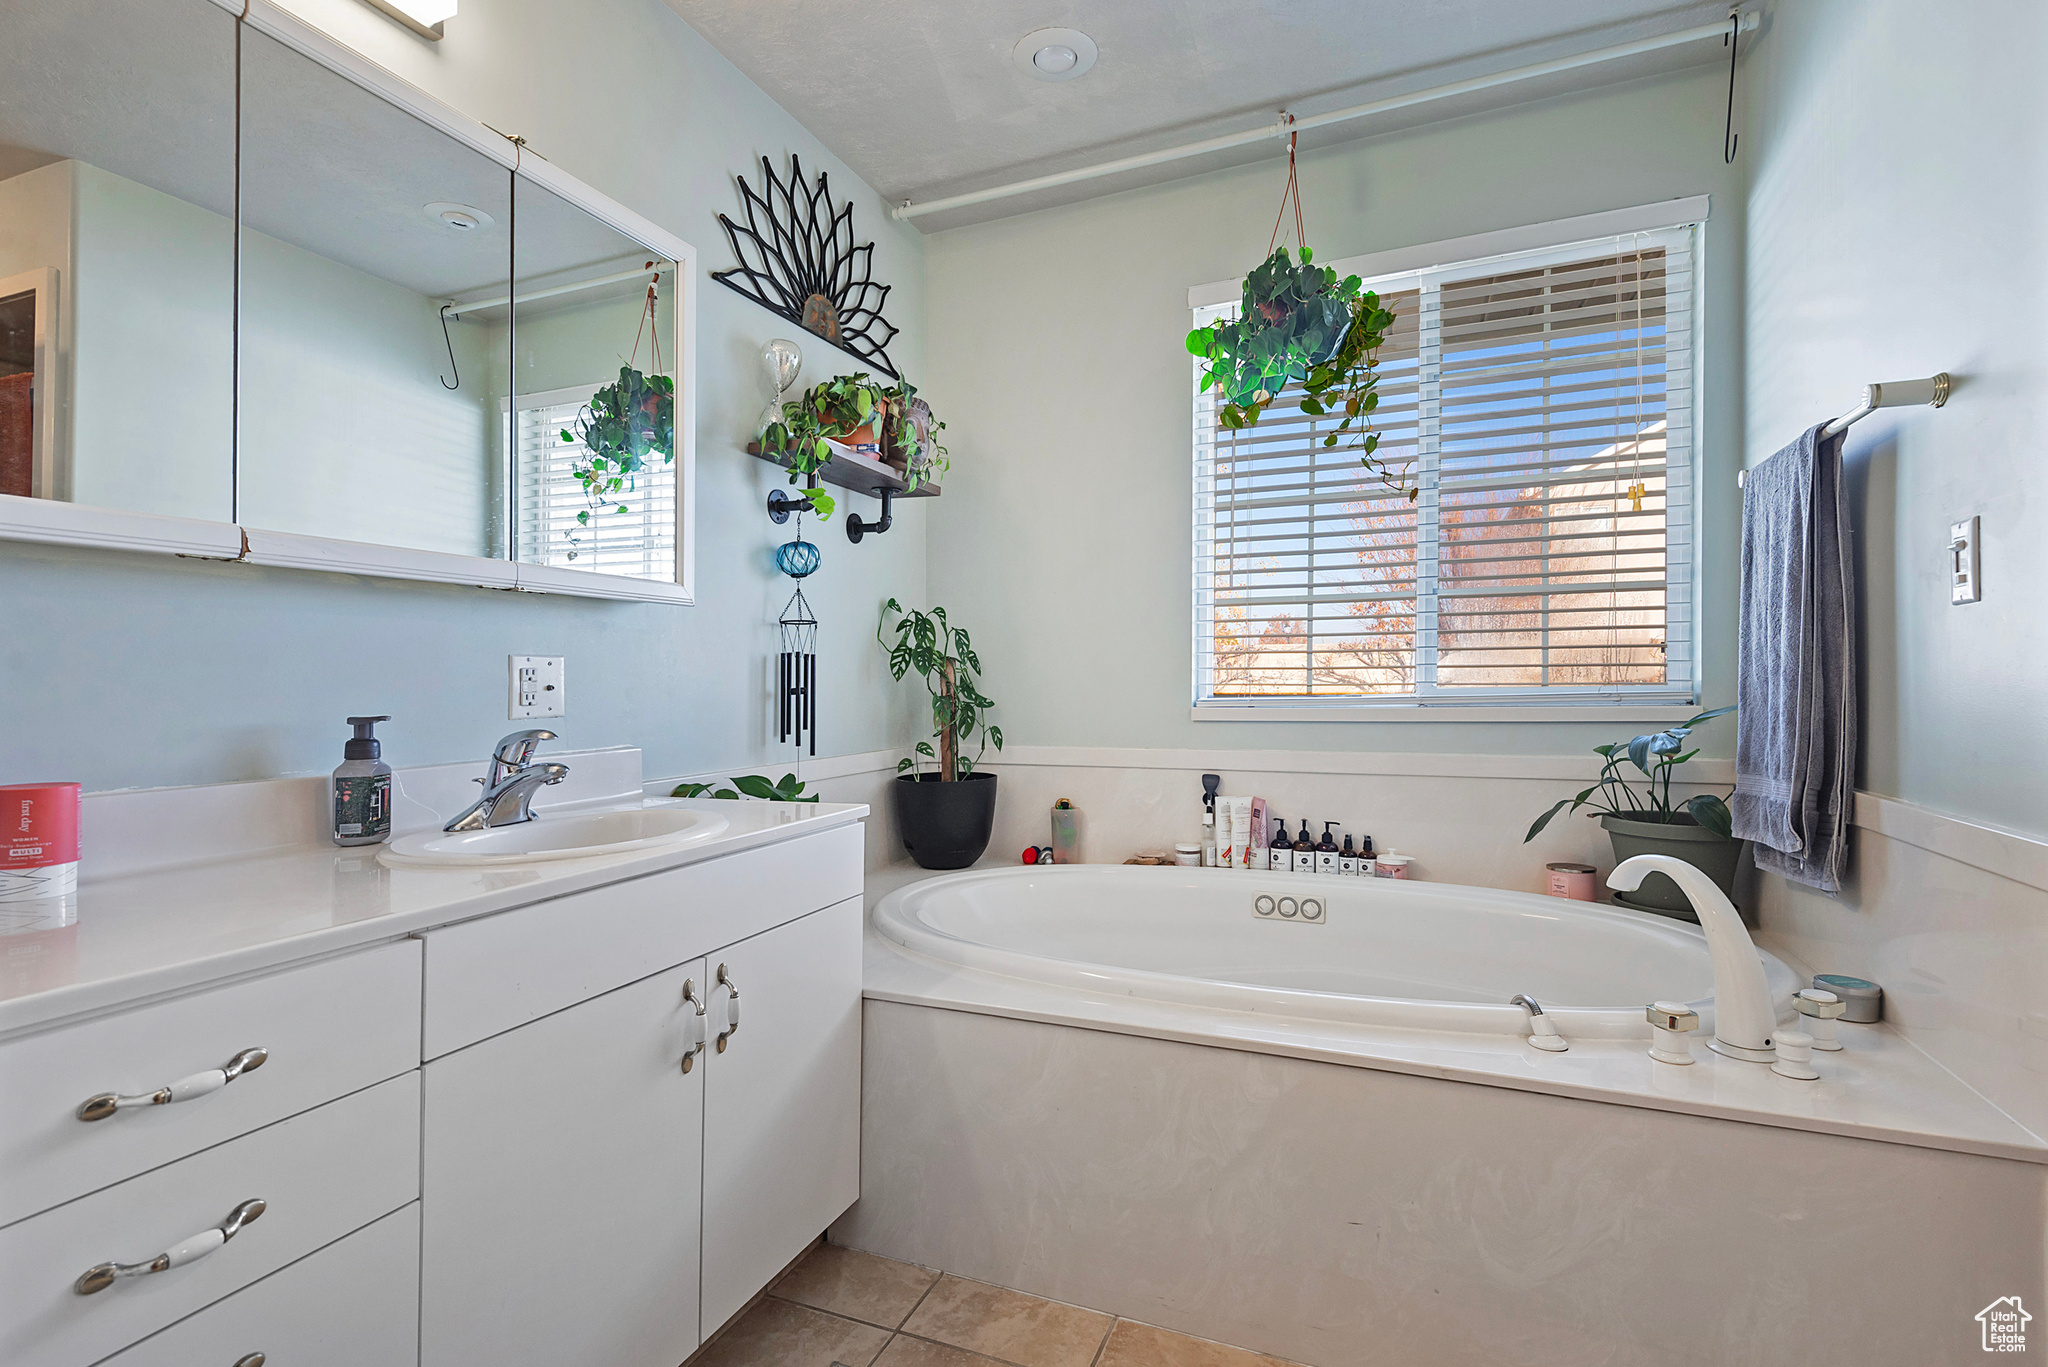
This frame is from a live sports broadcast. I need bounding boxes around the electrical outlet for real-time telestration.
[1949,517,1981,604]
[509,655,565,718]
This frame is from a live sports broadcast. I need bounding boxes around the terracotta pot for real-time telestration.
[1600,813,1742,921]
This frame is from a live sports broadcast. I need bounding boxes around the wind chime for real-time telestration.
[775,545,819,755]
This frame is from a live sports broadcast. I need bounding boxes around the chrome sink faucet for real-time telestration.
[444,730,570,832]
[1608,854,1778,1062]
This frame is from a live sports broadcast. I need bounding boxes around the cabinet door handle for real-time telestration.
[233,1356,267,1367]
[680,979,708,1073]
[75,1198,266,1295]
[77,1047,269,1122]
[716,964,740,1052]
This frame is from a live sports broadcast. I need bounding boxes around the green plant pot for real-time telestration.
[1599,813,1743,922]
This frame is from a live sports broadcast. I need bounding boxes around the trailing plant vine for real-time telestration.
[558,265,676,557]
[758,372,893,519]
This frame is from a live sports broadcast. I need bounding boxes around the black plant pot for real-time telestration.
[893,772,998,870]
[1601,813,1743,921]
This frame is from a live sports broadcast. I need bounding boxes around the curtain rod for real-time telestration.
[445,265,657,319]
[892,11,1760,222]
[1737,374,1952,488]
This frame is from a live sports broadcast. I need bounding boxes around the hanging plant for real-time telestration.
[1184,131,1410,498]
[558,266,675,555]
[757,372,890,519]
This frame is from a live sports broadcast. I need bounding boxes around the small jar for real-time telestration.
[1545,861,1597,901]
[1173,843,1202,867]
[1374,854,1412,879]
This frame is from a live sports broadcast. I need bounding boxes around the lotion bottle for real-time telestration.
[1358,835,1377,877]
[330,716,393,847]
[1292,820,1315,873]
[1317,822,1340,875]
[1268,819,1291,871]
[1339,834,1359,877]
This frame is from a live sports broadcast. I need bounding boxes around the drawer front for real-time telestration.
[0,1072,419,1367]
[423,822,862,1058]
[105,1203,419,1367]
[0,940,421,1228]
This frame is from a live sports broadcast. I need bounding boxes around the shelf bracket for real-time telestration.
[847,488,894,543]
[766,488,811,524]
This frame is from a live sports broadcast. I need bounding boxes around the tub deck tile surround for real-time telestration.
[690,1244,1302,1367]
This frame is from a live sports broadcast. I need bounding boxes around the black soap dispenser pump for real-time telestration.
[1292,820,1315,874]
[1268,819,1291,871]
[331,716,393,847]
[1317,822,1341,875]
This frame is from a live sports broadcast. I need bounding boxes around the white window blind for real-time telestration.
[508,382,677,580]
[1193,223,1696,709]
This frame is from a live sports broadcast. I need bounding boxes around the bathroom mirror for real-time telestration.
[0,0,696,601]
[505,180,682,582]
[0,0,238,520]
[237,25,512,559]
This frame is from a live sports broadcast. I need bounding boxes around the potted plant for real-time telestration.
[879,599,1003,869]
[559,363,675,557]
[757,372,891,519]
[879,378,947,492]
[1523,707,1740,920]
[1186,246,1409,497]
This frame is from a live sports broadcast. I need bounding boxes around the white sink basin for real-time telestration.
[379,806,729,868]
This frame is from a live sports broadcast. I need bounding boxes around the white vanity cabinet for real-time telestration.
[418,824,866,1363]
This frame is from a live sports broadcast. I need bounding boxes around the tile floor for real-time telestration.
[687,1242,1305,1367]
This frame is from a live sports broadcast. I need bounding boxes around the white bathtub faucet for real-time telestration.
[1607,855,1778,1062]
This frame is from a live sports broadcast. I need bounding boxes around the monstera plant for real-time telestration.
[1187,247,1407,497]
[560,364,675,548]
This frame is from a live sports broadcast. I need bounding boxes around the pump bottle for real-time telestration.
[1268,820,1291,871]
[331,716,393,847]
[1292,820,1315,873]
[1317,822,1340,875]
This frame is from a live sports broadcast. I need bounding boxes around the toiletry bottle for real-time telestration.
[1317,822,1340,875]
[1250,797,1268,869]
[1201,774,1220,866]
[1292,820,1315,874]
[1358,835,1377,877]
[331,716,393,847]
[1269,819,1291,871]
[1339,834,1359,877]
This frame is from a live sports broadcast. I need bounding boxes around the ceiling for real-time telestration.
[666,0,1736,231]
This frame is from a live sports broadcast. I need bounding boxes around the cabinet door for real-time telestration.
[702,896,863,1330]
[421,960,708,1367]
[103,1203,419,1367]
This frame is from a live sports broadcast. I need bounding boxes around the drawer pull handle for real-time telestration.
[716,964,740,1053]
[77,1047,269,1123]
[680,979,707,1073]
[75,1198,266,1295]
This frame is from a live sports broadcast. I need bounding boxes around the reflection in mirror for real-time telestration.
[237,26,511,557]
[0,0,236,519]
[507,181,679,581]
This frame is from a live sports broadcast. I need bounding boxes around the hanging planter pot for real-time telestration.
[558,265,674,559]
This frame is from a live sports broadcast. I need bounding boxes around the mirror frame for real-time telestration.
[0,0,698,604]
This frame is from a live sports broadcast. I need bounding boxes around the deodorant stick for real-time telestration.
[1,783,81,902]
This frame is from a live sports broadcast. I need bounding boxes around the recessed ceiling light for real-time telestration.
[424,201,494,232]
[1012,28,1097,83]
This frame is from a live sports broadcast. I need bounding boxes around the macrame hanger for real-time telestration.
[628,261,664,374]
[1267,115,1306,258]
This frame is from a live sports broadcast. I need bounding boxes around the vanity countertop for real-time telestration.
[0,749,866,1036]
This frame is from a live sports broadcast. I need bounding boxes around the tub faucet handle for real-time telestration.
[1794,989,1845,1050]
[1511,994,1568,1052]
[1647,1000,1699,1065]
[1771,1030,1821,1081]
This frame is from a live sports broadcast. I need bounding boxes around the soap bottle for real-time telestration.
[1268,819,1291,871]
[1201,774,1220,866]
[1358,835,1377,877]
[1317,822,1340,875]
[331,716,392,847]
[1292,820,1315,873]
[1339,834,1359,877]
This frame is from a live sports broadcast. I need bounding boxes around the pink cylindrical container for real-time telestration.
[1,783,82,902]
[1546,861,1597,901]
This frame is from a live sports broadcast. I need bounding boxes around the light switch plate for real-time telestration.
[1949,517,1981,605]
[509,655,566,718]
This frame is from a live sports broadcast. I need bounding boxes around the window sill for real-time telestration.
[1190,703,1701,724]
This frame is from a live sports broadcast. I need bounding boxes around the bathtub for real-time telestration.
[872,863,1800,1041]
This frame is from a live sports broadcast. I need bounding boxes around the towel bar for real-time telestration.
[1736,372,1950,487]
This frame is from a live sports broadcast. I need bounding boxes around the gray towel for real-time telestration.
[1732,422,1856,892]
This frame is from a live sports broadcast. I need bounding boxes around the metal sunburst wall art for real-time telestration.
[713,154,902,379]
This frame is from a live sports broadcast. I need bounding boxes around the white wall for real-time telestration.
[922,64,1745,760]
[1741,0,2048,1143]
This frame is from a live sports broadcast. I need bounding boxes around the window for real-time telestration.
[1192,218,1698,712]
[508,383,678,580]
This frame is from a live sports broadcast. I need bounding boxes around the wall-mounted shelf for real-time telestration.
[746,440,941,500]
